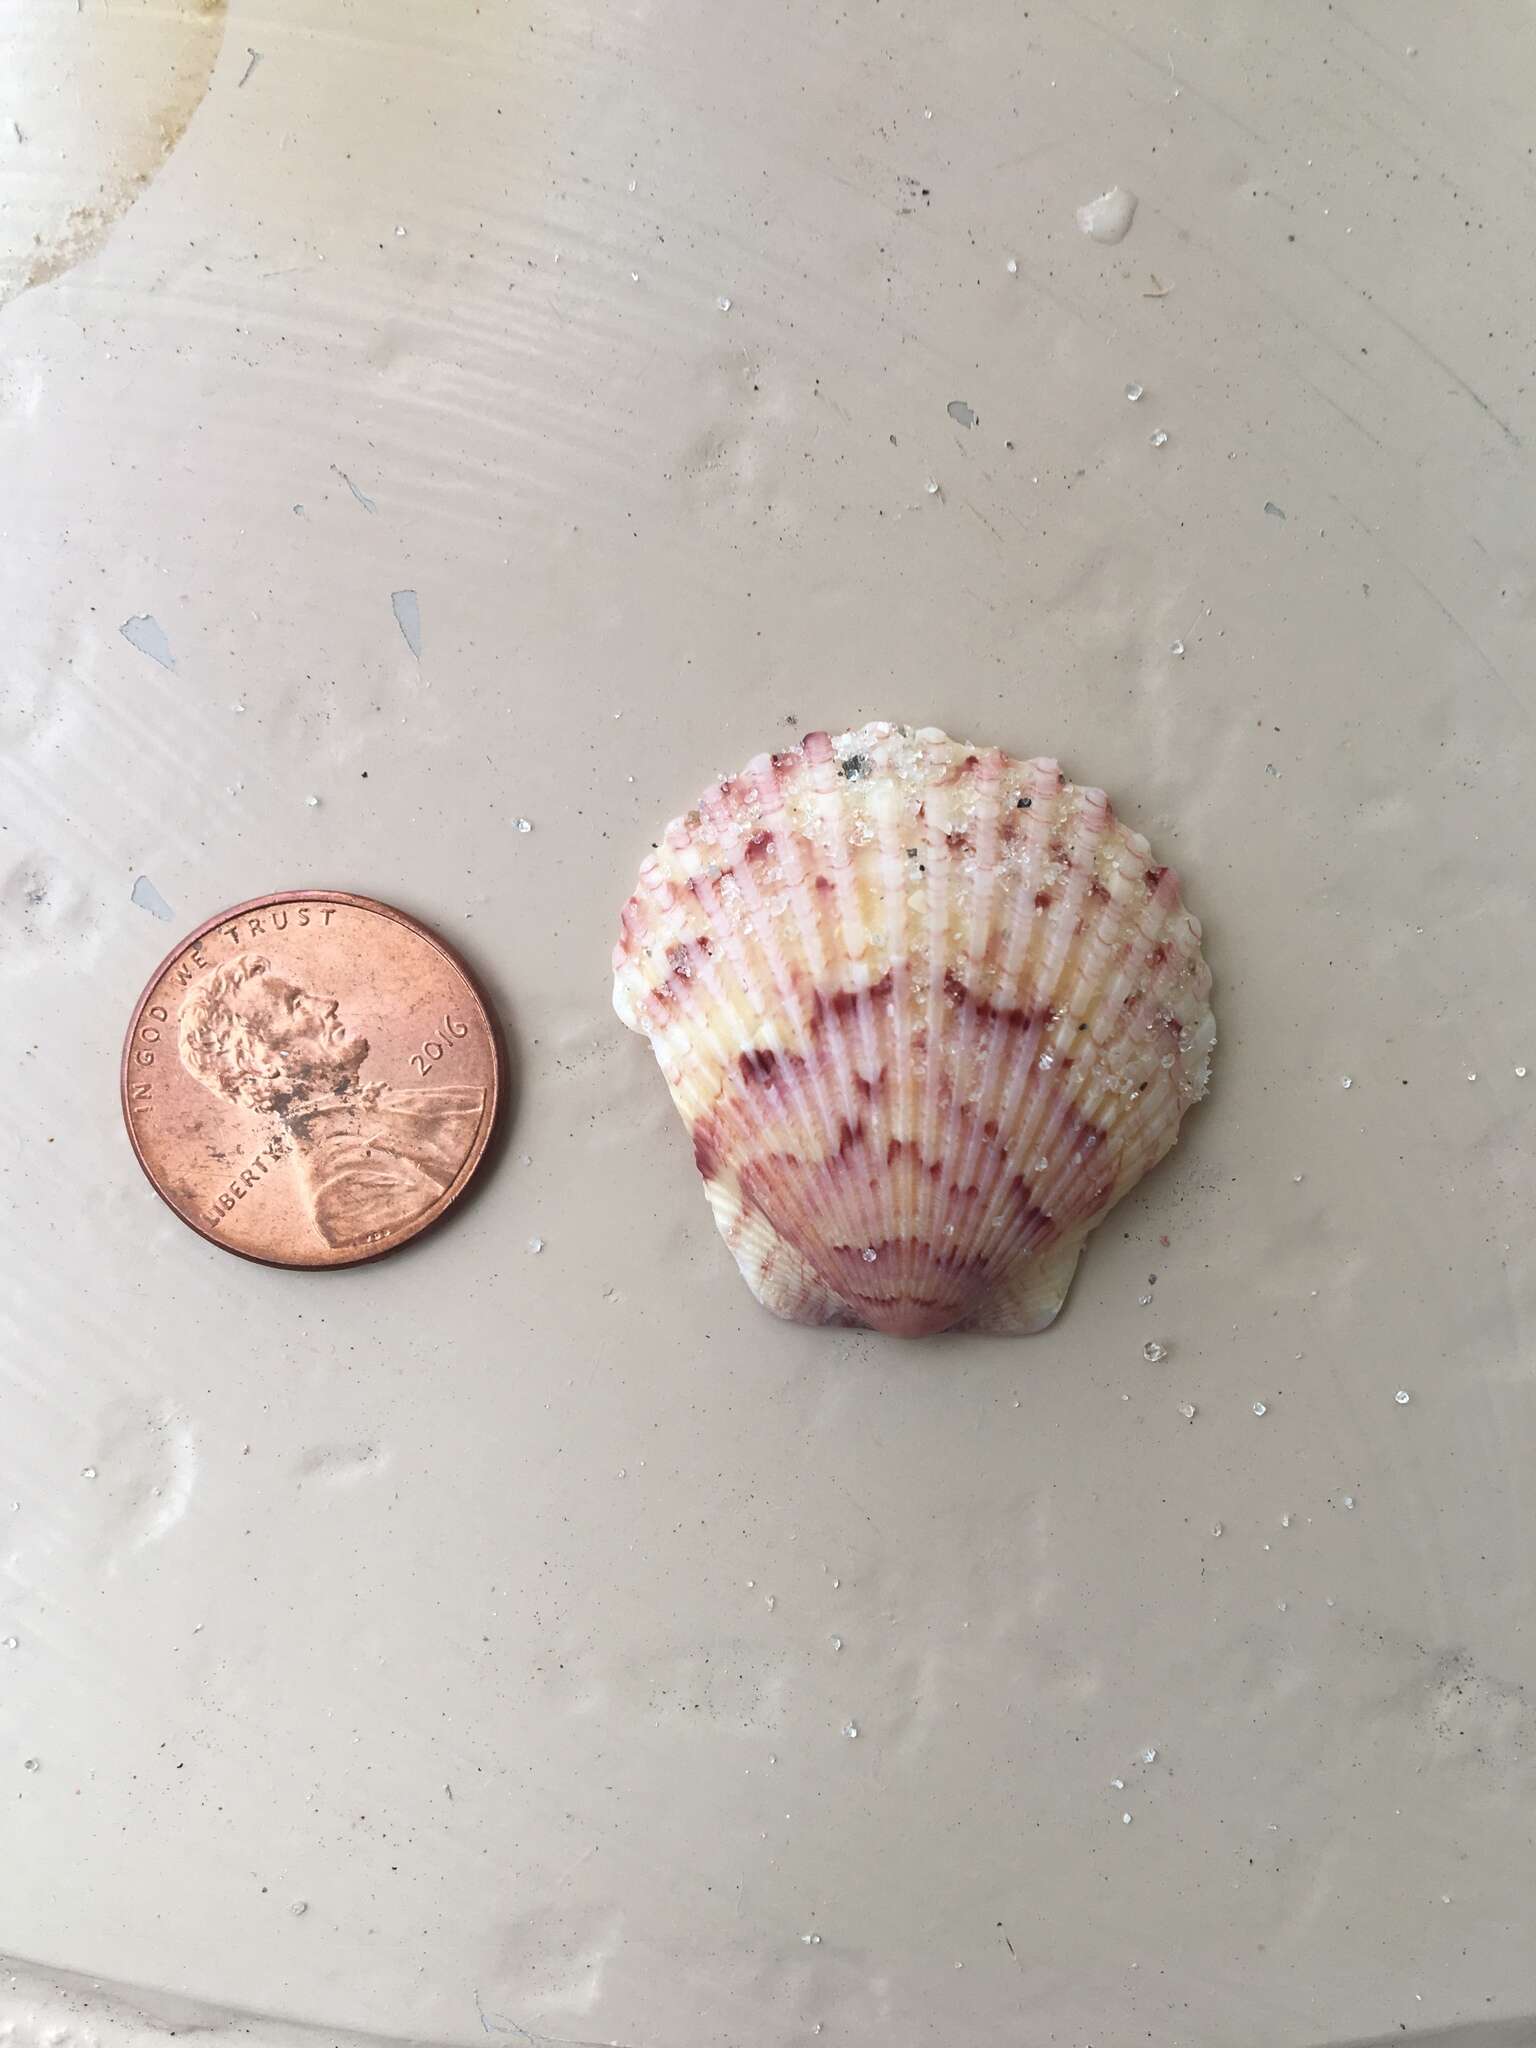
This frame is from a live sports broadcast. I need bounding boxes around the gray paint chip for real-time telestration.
[131,876,174,921]
[120,615,175,669]
[391,589,422,658]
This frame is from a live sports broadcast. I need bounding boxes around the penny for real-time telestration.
[122,892,503,1268]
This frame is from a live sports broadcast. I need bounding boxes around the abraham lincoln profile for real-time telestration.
[178,952,484,1249]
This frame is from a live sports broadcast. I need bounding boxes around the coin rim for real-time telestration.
[121,889,505,1271]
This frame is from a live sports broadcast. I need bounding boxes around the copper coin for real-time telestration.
[122,891,503,1268]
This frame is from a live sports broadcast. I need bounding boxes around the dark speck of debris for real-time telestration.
[1264,500,1286,520]
[840,753,869,782]
[1016,796,1032,809]
[947,400,977,428]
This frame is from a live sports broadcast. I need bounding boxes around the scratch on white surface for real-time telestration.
[333,462,377,511]
[0,1954,487,2047]
[474,1989,633,2047]
[293,1441,392,1487]
[238,46,262,87]
[90,1401,199,1571]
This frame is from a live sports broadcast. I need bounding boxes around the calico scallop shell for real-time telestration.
[612,722,1214,1338]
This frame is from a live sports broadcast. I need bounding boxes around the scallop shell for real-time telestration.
[613,722,1214,1338]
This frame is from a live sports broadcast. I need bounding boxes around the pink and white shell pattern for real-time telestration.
[613,722,1214,1338]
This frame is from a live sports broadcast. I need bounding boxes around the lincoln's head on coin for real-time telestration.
[179,952,370,1114]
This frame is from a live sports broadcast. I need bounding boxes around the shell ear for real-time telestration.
[702,1176,855,1329]
[964,1236,1084,1335]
